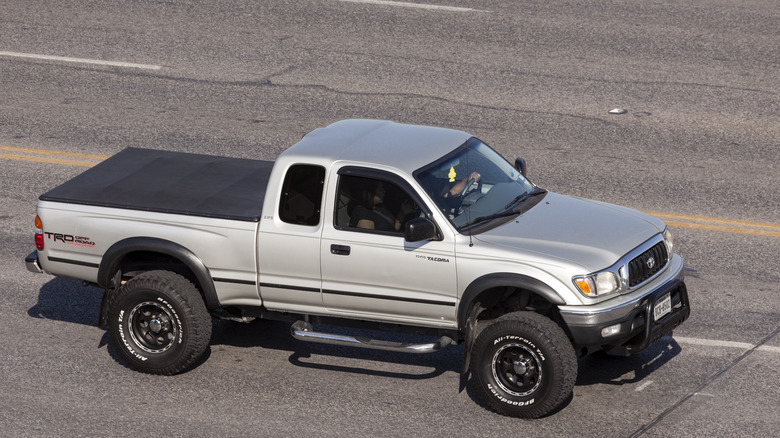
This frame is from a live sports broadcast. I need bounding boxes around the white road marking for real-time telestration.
[675,336,780,353]
[336,0,488,13]
[0,51,162,70]
[674,337,753,350]
[635,380,654,392]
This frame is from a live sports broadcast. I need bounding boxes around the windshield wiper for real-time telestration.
[459,210,522,229]
[503,187,547,210]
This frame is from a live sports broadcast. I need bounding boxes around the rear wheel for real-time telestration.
[107,270,211,375]
[470,312,577,418]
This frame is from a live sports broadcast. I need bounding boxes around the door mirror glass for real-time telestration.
[405,217,437,242]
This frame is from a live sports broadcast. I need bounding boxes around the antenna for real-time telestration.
[466,149,474,247]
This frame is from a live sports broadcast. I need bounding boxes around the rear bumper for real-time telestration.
[560,256,690,355]
[25,251,44,274]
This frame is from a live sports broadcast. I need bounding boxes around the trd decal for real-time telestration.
[44,232,96,247]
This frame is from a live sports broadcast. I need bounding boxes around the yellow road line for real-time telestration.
[646,210,780,238]
[0,145,108,161]
[663,220,780,238]
[0,145,107,168]
[0,153,99,167]
[645,210,780,231]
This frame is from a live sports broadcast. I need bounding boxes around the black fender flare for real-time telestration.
[97,237,220,310]
[457,273,565,330]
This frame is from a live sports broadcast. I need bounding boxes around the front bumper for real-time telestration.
[559,255,690,355]
[25,251,44,274]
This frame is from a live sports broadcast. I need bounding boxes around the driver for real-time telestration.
[437,171,481,210]
[441,171,481,199]
[416,159,482,212]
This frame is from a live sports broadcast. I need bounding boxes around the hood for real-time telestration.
[473,192,665,272]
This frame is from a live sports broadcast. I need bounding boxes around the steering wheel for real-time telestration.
[459,177,477,197]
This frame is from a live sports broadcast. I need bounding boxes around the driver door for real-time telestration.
[320,168,458,327]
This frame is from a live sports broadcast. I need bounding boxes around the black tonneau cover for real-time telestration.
[40,148,274,222]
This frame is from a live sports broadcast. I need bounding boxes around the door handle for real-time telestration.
[330,244,351,256]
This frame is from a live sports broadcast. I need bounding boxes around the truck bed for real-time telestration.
[40,147,274,222]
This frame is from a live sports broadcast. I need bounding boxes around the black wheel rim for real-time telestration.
[492,343,542,396]
[128,301,178,354]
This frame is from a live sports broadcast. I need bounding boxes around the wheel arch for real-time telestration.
[457,274,571,399]
[458,273,565,330]
[97,237,220,310]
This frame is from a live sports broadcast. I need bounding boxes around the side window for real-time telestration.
[335,175,420,234]
[279,164,326,226]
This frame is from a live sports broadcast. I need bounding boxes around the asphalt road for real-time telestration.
[1,1,778,436]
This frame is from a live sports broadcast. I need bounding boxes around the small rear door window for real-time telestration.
[278,165,326,226]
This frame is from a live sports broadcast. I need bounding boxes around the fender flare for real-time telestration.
[97,237,220,310]
[457,273,565,329]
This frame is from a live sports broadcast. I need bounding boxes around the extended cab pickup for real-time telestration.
[25,119,689,418]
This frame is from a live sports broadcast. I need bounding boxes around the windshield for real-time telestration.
[414,138,540,231]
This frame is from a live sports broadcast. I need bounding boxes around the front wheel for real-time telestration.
[469,312,577,418]
[107,270,211,375]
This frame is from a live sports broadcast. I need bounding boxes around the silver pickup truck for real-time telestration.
[25,119,689,418]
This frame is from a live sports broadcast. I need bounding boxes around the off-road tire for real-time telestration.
[107,270,211,375]
[469,312,577,418]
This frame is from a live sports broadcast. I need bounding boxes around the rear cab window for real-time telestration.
[278,164,326,226]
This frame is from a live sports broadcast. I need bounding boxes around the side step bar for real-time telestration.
[291,320,454,354]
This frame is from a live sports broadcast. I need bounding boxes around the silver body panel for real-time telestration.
[474,192,666,274]
[36,201,261,307]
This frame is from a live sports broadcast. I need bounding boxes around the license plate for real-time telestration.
[654,294,672,322]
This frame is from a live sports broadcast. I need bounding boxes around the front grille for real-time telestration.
[628,241,669,287]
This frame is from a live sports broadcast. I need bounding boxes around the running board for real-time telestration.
[290,320,454,354]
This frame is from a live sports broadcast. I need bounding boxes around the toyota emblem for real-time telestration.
[647,257,656,269]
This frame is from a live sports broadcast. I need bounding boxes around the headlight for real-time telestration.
[573,271,621,298]
[663,227,674,254]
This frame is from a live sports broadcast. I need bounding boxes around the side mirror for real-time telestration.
[405,217,437,242]
[514,158,527,176]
